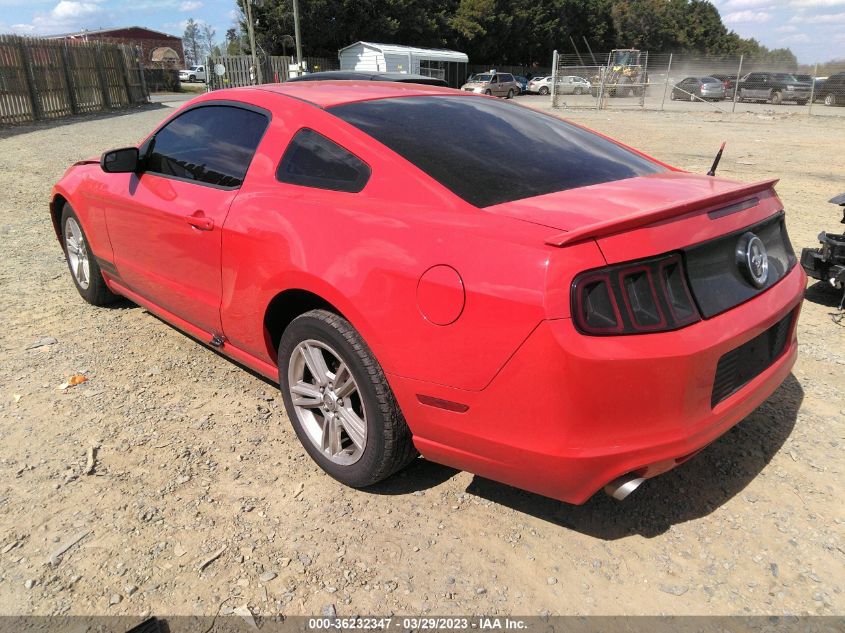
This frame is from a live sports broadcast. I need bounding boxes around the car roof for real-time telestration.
[287,70,447,86]
[227,80,461,108]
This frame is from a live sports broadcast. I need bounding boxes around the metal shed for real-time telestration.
[338,41,469,88]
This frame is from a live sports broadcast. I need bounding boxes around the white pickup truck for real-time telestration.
[179,65,207,83]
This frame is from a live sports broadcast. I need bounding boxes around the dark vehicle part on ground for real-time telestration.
[286,71,448,87]
[801,193,845,309]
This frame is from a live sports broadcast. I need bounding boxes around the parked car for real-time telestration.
[670,76,726,101]
[460,72,519,98]
[736,72,811,105]
[556,75,591,95]
[50,82,804,504]
[179,65,206,83]
[287,71,448,87]
[817,72,845,106]
[709,74,738,99]
[527,76,551,95]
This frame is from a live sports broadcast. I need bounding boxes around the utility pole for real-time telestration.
[292,0,303,72]
[243,0,262,83]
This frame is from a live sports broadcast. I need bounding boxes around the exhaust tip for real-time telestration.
[604,474,646,501]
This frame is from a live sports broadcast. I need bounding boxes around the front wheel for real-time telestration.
[188,74,196,82]
[539,86,549,95]
[574,87,583,95]
[506,89,514,99]
[278,309,417,488]
[61,205,119,306]
[770,91,782,105]
[824,94,836,106]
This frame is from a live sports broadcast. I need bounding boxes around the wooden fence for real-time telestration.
[206,55,290,91]
[0,34,149,125]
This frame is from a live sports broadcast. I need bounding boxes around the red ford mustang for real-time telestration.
[50,82,804,504]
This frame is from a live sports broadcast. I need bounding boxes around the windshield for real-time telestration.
[471,74,492,82]
[330,96,663,208]
[773,73,797,82]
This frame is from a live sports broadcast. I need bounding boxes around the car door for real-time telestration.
[490,74,502,96]
[105,103,270,336]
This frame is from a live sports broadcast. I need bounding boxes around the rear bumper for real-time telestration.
[389,264,805,504]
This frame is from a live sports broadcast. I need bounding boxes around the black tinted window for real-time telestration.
[277,128,370,193]
[330,96,663,207]
[146,105,268,187]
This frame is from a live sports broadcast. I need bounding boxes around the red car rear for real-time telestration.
[50,82,804,504]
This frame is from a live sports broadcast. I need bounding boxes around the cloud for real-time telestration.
[10,0,107,34]
[791,10,845,21]
[779,33,810,42]
[720,0,774,8]
[723,9,773,22]
[179,0,203,10]
[791,0,845,6]
[775,23,798,31]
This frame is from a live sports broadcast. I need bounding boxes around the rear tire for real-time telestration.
[60,205,120,306]
[824,94,836,106]
[278,309,417,488]
[574,87,583,95]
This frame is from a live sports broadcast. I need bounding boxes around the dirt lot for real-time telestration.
[0,102,843,619]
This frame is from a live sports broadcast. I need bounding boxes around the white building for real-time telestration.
[338,41,469,88]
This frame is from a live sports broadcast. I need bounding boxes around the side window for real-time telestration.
[146,105,268,188]
[490,75,498,84]
[277,128,370,193]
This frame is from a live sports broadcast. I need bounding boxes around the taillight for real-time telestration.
[571,253,700,335]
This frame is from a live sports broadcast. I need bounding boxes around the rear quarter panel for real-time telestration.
[219,98,584,391]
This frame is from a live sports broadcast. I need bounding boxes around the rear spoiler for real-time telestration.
[544,178,779,247]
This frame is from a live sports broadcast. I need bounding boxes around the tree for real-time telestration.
[183,18,201,66]
[239,0,795,67]
[200,23,218,60]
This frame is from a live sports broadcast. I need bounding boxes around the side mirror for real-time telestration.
[100,147,140,173]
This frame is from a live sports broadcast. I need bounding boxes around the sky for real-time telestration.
[0,0,843,65]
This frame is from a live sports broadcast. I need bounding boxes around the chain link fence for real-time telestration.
[549,50,845,116]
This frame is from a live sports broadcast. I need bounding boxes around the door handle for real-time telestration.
[186,211,213,231]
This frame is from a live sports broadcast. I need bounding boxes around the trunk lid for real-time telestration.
[482,171,779,247]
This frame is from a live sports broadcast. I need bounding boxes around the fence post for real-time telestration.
[808,62,818,115]
[117,47,133,106]
[59,42,78,114]
[731,54,743,114]
[660,53,672,111]
[17,40,43,121]
[94,42,112,110]
[137,47,149,102]
[597,67,606,110]
[550,49,558,107]
[639,51,648,108]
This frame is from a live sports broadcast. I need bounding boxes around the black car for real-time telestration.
[736,72,812,105]
[286,70,448,87]
[817,72,845,106]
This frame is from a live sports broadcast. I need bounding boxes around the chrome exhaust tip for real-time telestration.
[604,474,646,501]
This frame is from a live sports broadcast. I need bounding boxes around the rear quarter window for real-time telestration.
[277,128,370,193]
[330,96,663,207]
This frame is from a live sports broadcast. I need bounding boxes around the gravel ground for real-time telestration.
[0,101,843,618]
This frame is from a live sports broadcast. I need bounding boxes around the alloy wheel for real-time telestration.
[287,339,367,465]
[64,217,90,290]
